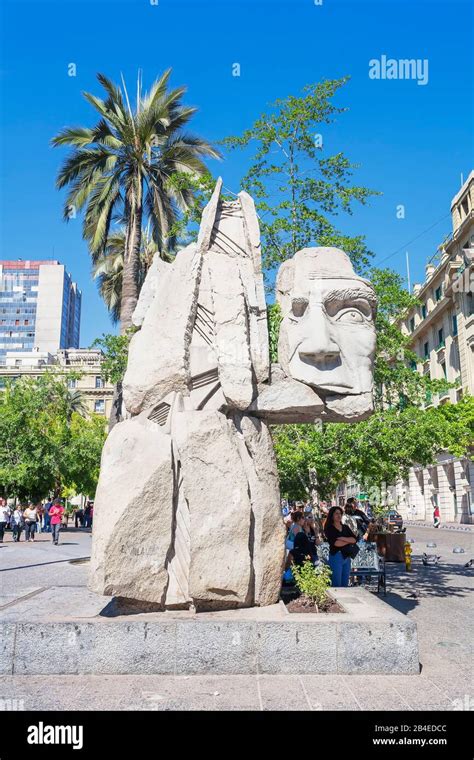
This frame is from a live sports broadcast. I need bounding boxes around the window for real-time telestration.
[468,293,474,316]
[452,314,458,336]
[435,285,442,302]
[410,359,417,370]
[95,376,104,389]
[421,304,427,320]
[409,317,415,332]
[67,378,76,389]
[424,341,429,358]
[437,328,444,348]
[94,399,105,414]
[440,361,447,379]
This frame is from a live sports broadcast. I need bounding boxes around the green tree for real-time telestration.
[0,373,106,500]
[92,333,133,384]
[223,77,379,274]
[52,70,220,331]
[92,227,169,324]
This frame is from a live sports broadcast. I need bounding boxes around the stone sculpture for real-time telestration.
[89,178,377,610]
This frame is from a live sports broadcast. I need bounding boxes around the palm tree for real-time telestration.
[92,227,170,324]
[66,389,89,420]
[52,70,220,332]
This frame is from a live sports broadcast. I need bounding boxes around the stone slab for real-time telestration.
[0,587,419,675]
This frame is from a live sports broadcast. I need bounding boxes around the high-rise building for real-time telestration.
[0,260,81,362]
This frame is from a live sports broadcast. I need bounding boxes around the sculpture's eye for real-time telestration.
[336,308,365,323]
[291,298,308,318]
[333,300,372,324]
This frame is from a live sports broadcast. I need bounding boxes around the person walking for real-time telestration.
[324,506,358,587]
[11,506,24,542]
[43,501,52,533]
[83,502,93,529]
[433,505,441,529]
[0,499,10,543]
[23,504,38,542]
[49,500,65,545]
[36,504,44,534]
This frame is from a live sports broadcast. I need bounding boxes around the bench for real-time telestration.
[316,541,387,596]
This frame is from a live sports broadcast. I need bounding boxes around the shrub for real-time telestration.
[291,560,332,607]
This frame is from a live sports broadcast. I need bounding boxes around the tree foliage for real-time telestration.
[52,70,220,331]
[91,332,134,384]
[222,77,379,274]
[0,374,107,500]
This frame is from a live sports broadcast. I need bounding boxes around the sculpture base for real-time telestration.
[2,587,419,676]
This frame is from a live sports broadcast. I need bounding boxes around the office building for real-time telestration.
[0,260,81,363]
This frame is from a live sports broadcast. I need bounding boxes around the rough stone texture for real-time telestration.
[337,621,420,675]
[0,623,15,675]
[90,181,378,611]
[175,621,258,675]
[1,589,419,675]
[123,243,202,415]
[257,622,337,674]
[206,252,255,410]
[250,376,325,423]
[172,409,253,607]
[275,246,377,420]
[232,414,285,606]
[88,413,174,604]
[132,254,171,328]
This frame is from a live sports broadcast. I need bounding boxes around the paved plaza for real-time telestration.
[0,524,472,711]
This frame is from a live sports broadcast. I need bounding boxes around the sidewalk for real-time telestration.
[405,520,473,532]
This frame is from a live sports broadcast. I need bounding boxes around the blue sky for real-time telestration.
[0,0,472,346]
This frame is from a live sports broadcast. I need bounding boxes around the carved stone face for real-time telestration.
[276,248,377,396]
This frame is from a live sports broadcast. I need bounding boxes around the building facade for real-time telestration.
[395,172,474,524]
[0,348,114,418]
[0,260,81,363]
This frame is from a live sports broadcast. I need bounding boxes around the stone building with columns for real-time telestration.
[394,172,474,523]
[0,347,114,418]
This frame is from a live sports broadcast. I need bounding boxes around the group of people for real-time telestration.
[283,498,373,587]
[0,498,66,545]
[0,498,95,546]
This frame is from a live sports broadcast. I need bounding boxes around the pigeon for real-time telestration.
[464,559,473,568]
[407,590,421,599]
[422,553,441,566]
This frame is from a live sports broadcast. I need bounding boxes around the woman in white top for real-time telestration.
[24,504,38,542]
[12,507,24,542]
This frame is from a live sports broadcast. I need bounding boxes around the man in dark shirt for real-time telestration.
[344,498,370,541]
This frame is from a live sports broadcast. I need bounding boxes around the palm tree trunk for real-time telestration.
[112,182,142,429]
[120,185,143,334]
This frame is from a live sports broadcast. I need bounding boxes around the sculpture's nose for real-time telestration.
[298,306,340,362]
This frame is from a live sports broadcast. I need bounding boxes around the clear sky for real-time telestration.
[0,0,472,346]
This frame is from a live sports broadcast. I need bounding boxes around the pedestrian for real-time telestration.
[43,500,52,533]
[84,502,93,529]
[286,510,305,551]
[324,506,358,587]
[36,504,44,534]
[433,505,441,529]
[11,506,24,542]
[304,514,321,553]
[0,498,10,543]
[23,503,38,541]
[344,498,370,542]
[74,507,84,528]
[49,499,65,545]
